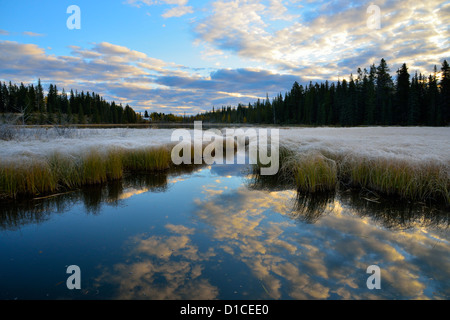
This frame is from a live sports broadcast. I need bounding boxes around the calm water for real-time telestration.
[0,162,449,300]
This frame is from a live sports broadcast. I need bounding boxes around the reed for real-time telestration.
[339,156,450,203]
[122,146,172,172]
[291,152,338,193]
[0,146,174,199]
[0,160,57,198]
[255,145,449,203]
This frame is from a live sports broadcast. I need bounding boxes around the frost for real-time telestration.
[1,126,449,168]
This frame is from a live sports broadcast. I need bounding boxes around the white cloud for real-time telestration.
[126,0,193,17]
[162,5,194,18]
[22,31,45,37]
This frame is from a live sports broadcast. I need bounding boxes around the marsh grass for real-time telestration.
[292,153,338,193]
[122,146,171,172]
[256,146,449,204]
[339,156,450,203]
[0,160,57,198]
[0,145,176,199]
[1,138,449,204]
[0,141,237,199]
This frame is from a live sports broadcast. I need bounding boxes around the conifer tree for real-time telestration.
[395,63,410,125]
[440,60,450,125]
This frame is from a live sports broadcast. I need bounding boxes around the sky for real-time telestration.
[0,0,449,115]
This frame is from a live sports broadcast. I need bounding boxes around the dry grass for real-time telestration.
[1,139,448,204]
[263,146,449,204]
[0,146,174,199]
[339,156,450,203]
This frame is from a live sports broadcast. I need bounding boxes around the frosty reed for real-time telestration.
[271,150,449,204]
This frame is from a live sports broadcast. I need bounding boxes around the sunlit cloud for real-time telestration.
[195,0,450,79]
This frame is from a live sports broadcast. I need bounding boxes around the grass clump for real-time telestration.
[122,146,171,172]
[254,145,449,204]
[291,152,338,193]
[0,160,57,198]
[340,156,450,203]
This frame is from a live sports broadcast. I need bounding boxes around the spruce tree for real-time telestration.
[375,58,394,124]
[440,60,450,125]
[395,63,410,125]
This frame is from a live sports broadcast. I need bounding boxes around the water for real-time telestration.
[0,162,449,300]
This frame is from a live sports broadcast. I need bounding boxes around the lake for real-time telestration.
[0,160,449,300]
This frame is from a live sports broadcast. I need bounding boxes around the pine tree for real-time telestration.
[375,58,394,124]
[0,82,4,113]
[440,60,450,125]
[395,63,410,125]
[36,79,45,113]
[427,68,439,126]
[408,72,420,125]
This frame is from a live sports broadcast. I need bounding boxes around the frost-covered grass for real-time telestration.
[0,145,174,199]
[252,126,450,203]
[0,126,449,202]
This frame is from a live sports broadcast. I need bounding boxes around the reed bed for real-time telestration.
[0,140,236,199]
[276,147,449,204]
[1,137,449,204]
[0,146,174,199]
[338,156,450,203]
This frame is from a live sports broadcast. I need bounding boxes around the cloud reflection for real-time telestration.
[193,185,450,299]
[95,224,218,300]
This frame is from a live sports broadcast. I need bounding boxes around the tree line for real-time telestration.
[194,59,450,126]
[0,80,141,125]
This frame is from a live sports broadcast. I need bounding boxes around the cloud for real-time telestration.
[156,68,300,96]
[126,0,193,18]
[162,5,194,18]
[194,0,450,79]
[22,31,45,37]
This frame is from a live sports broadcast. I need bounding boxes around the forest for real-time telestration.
[193,59,450,126]
[0,80,140,125]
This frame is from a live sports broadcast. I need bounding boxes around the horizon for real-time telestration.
[1,0,449,115]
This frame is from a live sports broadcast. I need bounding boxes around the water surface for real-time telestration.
[0,162,448,300]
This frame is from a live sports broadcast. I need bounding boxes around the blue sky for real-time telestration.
[0,0,449,115]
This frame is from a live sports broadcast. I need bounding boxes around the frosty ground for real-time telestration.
[1,126,448,164]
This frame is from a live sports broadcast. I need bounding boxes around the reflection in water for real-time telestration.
[95,224,219,300]
[0,161,449,300]
[339,191,449,231]
[291,191,336,224]
[192,183,449,299]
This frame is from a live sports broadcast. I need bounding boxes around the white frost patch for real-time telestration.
[0,127,449,167]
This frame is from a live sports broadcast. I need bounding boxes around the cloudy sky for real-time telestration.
[0,0,449,115]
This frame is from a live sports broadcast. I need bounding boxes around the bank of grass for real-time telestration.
[1,141,449,204]
[339,156,450,203]
[271,148,450,204]
[0,137,240,199]
[0,146,174,199]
